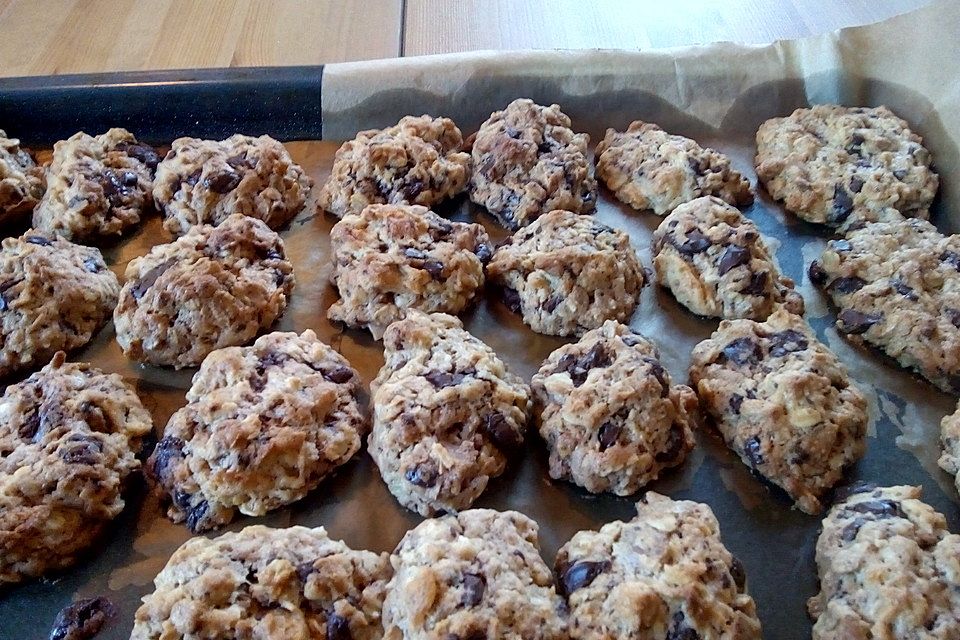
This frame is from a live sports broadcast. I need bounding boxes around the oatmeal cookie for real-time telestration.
[132,525,391,640]
[154,134,311,236]
[755,105,938,231]
[329,203,491,338]
[596,120,753,215]
[487,209,646,336]
[383,509,569,639]
[32,128,158,242]
[689,309,868,514]
[810,218,960,394]
[319,115,470,218]
[531,321,697,496]
[113,213,294,368]
[808,484,960,638]
[0,352,151,584]
[652,196,804,319]
[0,129,44,224]
[147,330,365,532]
[369,312,529,516]
[0,231,118,378]
[556,492,762,639]
[470,98,596,229]
[938,402,960,494]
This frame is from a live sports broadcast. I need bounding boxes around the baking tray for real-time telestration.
[1,64,959,640]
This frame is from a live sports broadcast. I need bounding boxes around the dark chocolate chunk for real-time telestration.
[322,366,354,384]
[61,436,103,465]
[743,436,763,468]
[730,557,746,592]
[500,286,522,312]
[0,278,23,311]
[679,230,711,256]
[560,560,609,595]
[848,176,865,193]
[832,184,855,221]
[721,337,760,367]
[845,499,904,519]
[404,247,428,260]
[48,596,117,640]
[25,235,53,246]
[729,394,744,415]
[83,257,104,273]
[643,358,670,398]
[542,295,561,313]
[655,424,688,463]
[116,142,161,172]
[947,308,960,328]
[131,258,177,300]
[226,154,253,171]
[505,126,522,140]
[326,613,352,640]
[461,573,486,607]
[18,408,41,441]
[941,251,960,271]
[150,437,185,484]
[808,261,828,286]
[666,610,701,640]
[185,168,203,187]
[717,245,751,275]
[483,413,523,454]
[837,309,881,334]
[405,463,439,488]
[841,517,867,542]
[205,170,242,194]
[739,271,768,296]
[891,279,918,301]
[597,422,621,452]
[827,277,867,295]
[893,169,908,180]
[424,371,466,388]
[402,179,424,201]
[423,260,444,279]
[474,242,493,264]
[834,481,877,502]
[767,329,808,357]
[185,499,210,532]
[564,343,612,387]
[296,561,314,584]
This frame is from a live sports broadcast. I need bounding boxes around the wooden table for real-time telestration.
[0,0,932,78]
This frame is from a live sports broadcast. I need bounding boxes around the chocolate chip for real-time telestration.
[483,413,523,454]
[402,179,424,202]
[405,463,438,488]
[767,330,808,357]
[590,221,614,236]
[423,260,444,279]
[720,337,760,366]
[83,257,104,273]
[845,133,864,156]
[226,154,253,171]
[739,271,768,296]
[827,277,867,295]
[322,366,354,384]
[834,481,877,502]
[893,169,908,180]
[678,230,711,256]
[717,246,750,275]
[0,278,21,311]
[643,358,670,398]
[655,424,687,463]
[461,573,486,607]
[150,437,184,484]
[61,436,103,465]
[848,176,865,193]
[326,613,352,640]
[832,184,855,221]
[561,344,613,387]
[131,258,176,300]
[687,155,707,176]
[25,235,52,246]
[116,142,161,172]
[404,247,427,260]
[729,394,744,415]
[18,408,41,440]
[500,286,522,312]
[891,279,918,301]
[597,422,621,452]
[560,560,609,595]
[474,242,492,264]
[838,309,881,334]
[542,295,561,312]
[666,610,701,640]
[841,517,867,542]
[431,220,454,239]
[808,261,828,286]
[833,239,852,252]
[941,251,960,271]
[48,596,117,640]
[537,141,553,154]
[743,436,763,468]
[185,499,210,532]
[505,126,522,139]
[185,168,203,187]
[947,309,960,328]
[845,499,904,519]
[729,557,746,592]
[205,170,241,194]
[424,371,465,388]
[296,561,314,584]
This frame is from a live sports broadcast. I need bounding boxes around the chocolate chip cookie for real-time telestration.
[0,352,151,584]
[147,330,365,532]
[0,129,44,224]
[319,115,471,219]
[470,98,596,229]
[810,218,960,394]
[329,203,492,338]
[689,309,868,514]
[369,311,530,516]
[808,484,960,638]
[132,525,391,640]
[755,105,938,231]
[0,231,118,378]
[596,120,753,216]
[154,134,312,236]
[938,402,960,495]
[652,196,804,319]
[556,492,762,639]
[487,209,646,336]
[383,509,569,639]
[114,213,294,368]
[32,128,158,243]
[531,321,698,496]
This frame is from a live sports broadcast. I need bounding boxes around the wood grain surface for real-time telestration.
[0,0,932,78]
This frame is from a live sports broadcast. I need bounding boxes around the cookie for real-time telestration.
[383,509,569,639]
[132,525,391,640]
[596,120,753,215]
[755,105,938,231]
[0,352,151,584]
[32,128,158,243]
[319,115,470,218]
[531,321,697,496]
[808,484,960,638]
[153,134,312,236]
[113,213,294,368]
[487,209,646,337]
[938,402,960,495]
[556,492,762,639]
[369,311,529,516]
[689,309,868,514]
[652,196,804,319]
[0,129,44,224]
[810,218,960,394]
[469,98,596,229]
[328,203,492,338]
[0,231,118,378]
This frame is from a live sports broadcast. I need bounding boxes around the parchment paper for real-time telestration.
[3,2,960,639]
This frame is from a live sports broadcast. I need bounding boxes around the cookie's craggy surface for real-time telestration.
[383,509,569,639]
[487,209,646,336]
[147,330,366,532]
[0,129,44,224]
[808,485,960,639]
[470,99,596,229]
[652,196,804,320]
[0,231,118,378]
[131,525,391,640]
[319,115,470,218]
[531,321,697,496]
[596,121,753,216]
[32,128,158,243]
[810,218,960,395]
[755,105,938,230]
[113,213,294,368]
[369,312,529,516]
[689,309,868,514]
[938,403,960,494]
[329,203,491,338]
[153,134,311,236]
[0,353,151,584]
[556,493,762,640]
